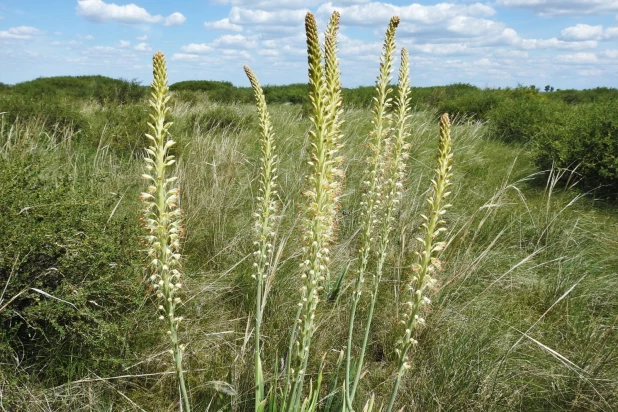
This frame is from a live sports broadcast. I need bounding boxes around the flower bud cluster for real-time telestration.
[141,51,185,341]
[395,112,453,376]
[350,17,401,305]
[289,12,345,397]
[244,66,280,289]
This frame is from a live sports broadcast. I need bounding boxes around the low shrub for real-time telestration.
[0,94,85,132]
[0,151,145,384]
[436,89,500,121]
[533,102,618,192]
[4,76,146,105]
[85,103,150,155]
[487,88,564,143]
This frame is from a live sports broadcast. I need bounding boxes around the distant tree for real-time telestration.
[545,85,551,92]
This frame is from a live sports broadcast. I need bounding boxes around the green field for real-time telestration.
[0,71,617,411]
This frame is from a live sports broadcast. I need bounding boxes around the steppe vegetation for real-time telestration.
[0,12,617,412]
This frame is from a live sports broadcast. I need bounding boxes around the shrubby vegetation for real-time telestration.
[3,75,146,104]
[534,101,618,191]
[3,75,615,191]
[0,139,147,386]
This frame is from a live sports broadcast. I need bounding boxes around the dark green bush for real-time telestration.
[0,152,145,384]
[85,103,150,155]
[0,94,85,132]
[5,76,147,105]
[551,87,618,105]
[487,88,564,143]
[533,102,618,192]
[436,89,500,121]
[170,79,235,93]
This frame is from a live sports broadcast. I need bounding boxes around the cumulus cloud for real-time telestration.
[229,7,308,26]
[0,26,44,40]
[211,34,258,49]
[211,0,369,9]
[164,12,186,26]
[204,18,243,32]
[496,0,618,16]
[577,69,602,76]
[82,45,135,57]
[555,52,598,63]
[137,35,148,41]
[444,16,505,38]
[118,40,130,47]
[317,2,495,26]
[77,34,95,40]
[258,49,279,56]
[520,38,598,50]
[134,42,151,52]
[561,23,618,40]
[172,53,200,61]
[180,43,213,53]
[50,40,82,47]
[76,0,186,25]
[560,24,604,40]
[600,49,618,58]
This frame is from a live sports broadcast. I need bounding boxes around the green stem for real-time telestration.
[386,352,407,412]
[256,277,264,411]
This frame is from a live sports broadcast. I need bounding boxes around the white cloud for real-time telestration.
[212,0,369,9]
[134,42,151,52]
[204,18,243,32]
[496,0,618,16]
[520,37,598,50]
[0,26,43,40]
[77,34,95,40]
[317,2,495,26]
[172,53,200,61]
[577,69,602,76]
[606,26,618,38]
[180,43,213,53]
[496,49,529,59]
[220,49,252,60]
[229,7,308,26]
[258,49,279,56]
[83,45,135,57]
[445,16,505,37]
[559,23,618,41]
[50,40,82,46]
[600,49,618,58]
[76,0,185,26]
[137,34,148,41]
[164,12,186,26]
[7,26,43,36]
[211,34,258,49]
[118,40,130,47]
[555,52,598,63]
[560,24,604,40]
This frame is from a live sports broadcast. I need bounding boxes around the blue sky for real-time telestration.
[1,0,617,89]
